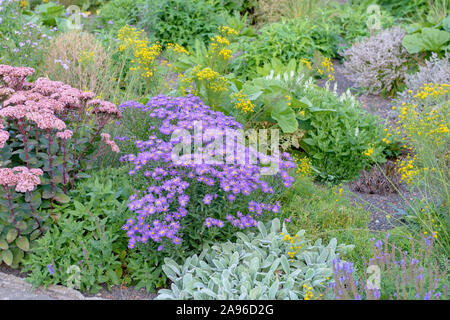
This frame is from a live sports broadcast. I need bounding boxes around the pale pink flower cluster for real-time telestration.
[101,133,120,153]
[87,99,120,116]
[0,65,35,90]
[0,127,9,148]
[0,87,15,100]
[31,78,92,109]
[56,129,73,140]
[26,110,66,131]
[0,167,43,193]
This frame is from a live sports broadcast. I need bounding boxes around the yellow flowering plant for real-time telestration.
[167,26,240,110]
[117,25,164,94]
[392,84,449,256]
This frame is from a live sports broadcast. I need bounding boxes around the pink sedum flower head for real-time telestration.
[0,167,43,193]
[56,129,73,140]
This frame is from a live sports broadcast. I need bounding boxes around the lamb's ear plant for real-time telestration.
[156,218,354,300]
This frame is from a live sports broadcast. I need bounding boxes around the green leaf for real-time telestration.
[53,193,71,204]
[0,239,8,250]
[6,229,18,243]
[420,28,450,52]
[2,250,13,266]
[402,33,424,54]
[16,236,30,252]
[271,103,298,133]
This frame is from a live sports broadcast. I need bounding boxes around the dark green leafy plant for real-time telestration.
[294,81,388,182]
[23,168,168,293]
[137,0,229,47]
[402,16,450,56]
[23,168,131,293]
[237,17,341,78]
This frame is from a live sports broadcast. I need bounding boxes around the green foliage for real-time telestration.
[295,82,388,182]
[237,18,341,78]
[98,0,145,32]
[402,17,450,56]
[0,2,51,69]
[23,169,131,293]
[31,2,65,27]
[137,0,229,47]
[23,168,167,293]
[156,218,354,300]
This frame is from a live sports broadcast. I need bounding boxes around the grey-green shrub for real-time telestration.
[397,52,450,105]
[156,219,354,300]
[342,26,410,95]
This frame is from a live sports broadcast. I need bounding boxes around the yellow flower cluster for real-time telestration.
[413,83,450,100]
[218,48,233,60]
[300,58,313,70]
[397,96,449,148]
[118,25,162,79]
[211,35,230,46]
[231,91,255,113]
[281,232,304,261]
[167,43,190,55]
[219,26,239,36]
[20,0,27,8]
[191,66,229,93]
[196,67,219,80]
[293,155,311,177]
[78,50,95,65]
[210,35,233,61]
[332,185,343,202]
[396,155,420,184]
[317,57,335,81]
[364,147,374,157]
[303,284,315,300]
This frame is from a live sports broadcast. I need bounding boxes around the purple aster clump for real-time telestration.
[118,95,296,251]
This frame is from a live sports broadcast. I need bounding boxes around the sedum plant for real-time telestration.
[156,218,354,300]
[0,65,121,267]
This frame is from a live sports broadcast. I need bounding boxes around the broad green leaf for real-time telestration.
[16,236,30,252]
[402,33,424,54]
[6,228,18,243]
[0,239,8,250]
[271,102,298,133]
[421,28,450,52]
[2,250,13,266]
[53,193,71,204]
